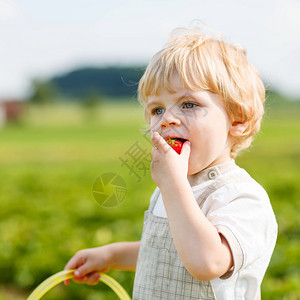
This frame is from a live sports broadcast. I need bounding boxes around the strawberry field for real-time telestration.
[0,99,299,299]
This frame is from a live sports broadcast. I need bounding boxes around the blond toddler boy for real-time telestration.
[65,27,277,299]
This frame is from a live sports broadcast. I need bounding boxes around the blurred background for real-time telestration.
[0,0,299,299]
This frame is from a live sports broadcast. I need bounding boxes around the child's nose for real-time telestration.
[160,110,181,128]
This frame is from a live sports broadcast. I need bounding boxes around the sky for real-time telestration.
[0,0,299,99]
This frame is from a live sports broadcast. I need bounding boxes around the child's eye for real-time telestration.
[182,102,196,109]
[152,107,165,115]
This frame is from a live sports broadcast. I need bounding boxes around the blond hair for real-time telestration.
[138,27,265,157]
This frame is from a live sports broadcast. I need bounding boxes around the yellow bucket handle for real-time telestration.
[27,269,131,300]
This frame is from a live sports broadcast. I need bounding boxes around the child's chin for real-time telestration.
[187,168,198,176]
[187,163,204,176]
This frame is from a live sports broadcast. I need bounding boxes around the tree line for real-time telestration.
[29,66,146,104]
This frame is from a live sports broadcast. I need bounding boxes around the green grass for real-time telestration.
[0,100,299,299]
[235,107,300,299]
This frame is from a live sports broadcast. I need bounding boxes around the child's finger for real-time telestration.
[73,262,92,278]
[72,275,89,284]
[64,279,70,286]
[64,253,84,271]
[151,132,169,153]
[64,256,82,285]
[71,271,100,285]
[85,271,100,286]
[180,141,191,158]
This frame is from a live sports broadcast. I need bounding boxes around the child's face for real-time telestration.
[146,72,232,175]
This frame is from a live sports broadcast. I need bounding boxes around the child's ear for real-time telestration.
[229,122,248,136]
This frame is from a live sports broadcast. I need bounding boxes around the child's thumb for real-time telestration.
[181,141,191,157]
[74,264,90,278]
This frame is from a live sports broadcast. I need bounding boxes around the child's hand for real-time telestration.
[64,246,112,286]
[151,132,191,188]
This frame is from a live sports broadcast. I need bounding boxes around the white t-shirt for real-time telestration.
[152,160,278,300]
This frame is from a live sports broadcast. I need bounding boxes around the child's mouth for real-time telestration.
[173,138,188,143]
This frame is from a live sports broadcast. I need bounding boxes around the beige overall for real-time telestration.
[133,169,250,300]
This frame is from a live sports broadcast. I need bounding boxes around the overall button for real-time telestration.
[208,170,218,180]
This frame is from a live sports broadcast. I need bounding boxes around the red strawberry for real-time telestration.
[166,137,183,154]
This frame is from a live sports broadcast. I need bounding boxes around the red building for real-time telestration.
[0,100,25,126]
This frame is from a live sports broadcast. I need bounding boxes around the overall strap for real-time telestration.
[148,187,161,213]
